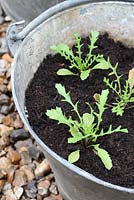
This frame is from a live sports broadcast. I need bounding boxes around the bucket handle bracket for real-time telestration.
[7,20,26,56]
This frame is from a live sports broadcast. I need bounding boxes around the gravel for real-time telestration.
[0,13,63,200]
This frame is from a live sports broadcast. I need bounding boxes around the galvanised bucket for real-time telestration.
[9,1,134,199]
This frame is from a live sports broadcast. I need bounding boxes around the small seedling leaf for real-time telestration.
[68,136,83,144]
[93,144,112,170]
[68,150,80,163]
[93,58,111,70]
[69,125,83,138]
[80,69,91,80]
[57,68,76,76]
[82,113,94,127]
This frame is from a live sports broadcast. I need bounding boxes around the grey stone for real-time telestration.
[38,187,49,197]
[0,94,10,105]
[14,141,27,149]
[27,180,37,193]
[0,105,10,115]
[10,129,30,143]
[28,146,40,160]
[2,182,12,194]
[20,151,32,165]
[25,181,37,198]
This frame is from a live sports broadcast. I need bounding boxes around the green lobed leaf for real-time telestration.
[99,125,128,137]
[93,144,112,170]
[97,89,109,110]
[51,44,73,58]
[90,31,99,45]
[95,89,109,126]
[93,58,111,70]
[55,83,71,104]
[74,56,83,69]
[112,103,124,116]
[73,102,79,112]
[74,32,81,42]
[46,107,70,126]
[114,125,128,133]
[68,150,80,163]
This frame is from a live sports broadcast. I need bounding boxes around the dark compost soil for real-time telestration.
[25,33,134,188]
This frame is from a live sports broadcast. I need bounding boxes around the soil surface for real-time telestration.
[25,33,134,188]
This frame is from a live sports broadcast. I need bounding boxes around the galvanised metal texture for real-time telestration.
[0,0,65,23]
[11,1,134,200]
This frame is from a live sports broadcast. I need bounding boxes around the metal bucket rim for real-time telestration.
[11,0,134,193]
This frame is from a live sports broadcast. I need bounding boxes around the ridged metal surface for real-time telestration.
[0,0,65,23]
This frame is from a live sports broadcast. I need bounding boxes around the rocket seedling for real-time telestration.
[46,84,128,170]
[104,64,134,116]
[51,31,111,80]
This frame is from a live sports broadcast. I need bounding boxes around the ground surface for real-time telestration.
[0,9,62,200]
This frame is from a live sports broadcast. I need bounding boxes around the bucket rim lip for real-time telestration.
[11,0,134,194]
